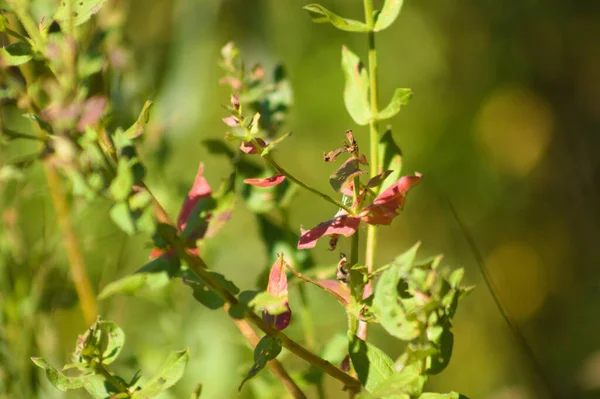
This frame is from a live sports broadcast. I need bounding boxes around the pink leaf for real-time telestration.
[243,174,286,187]
[298,214,360,249]
[319,280,351,306]
[178,163,212,232]
[263,255,291,331]
[360,173,421,225]
[240,138,266,154]
[222,116,240,127]
[77,96,107,132]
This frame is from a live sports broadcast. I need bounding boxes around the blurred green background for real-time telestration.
[2,0,600,398]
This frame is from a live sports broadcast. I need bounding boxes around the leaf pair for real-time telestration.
[304,1,404,33]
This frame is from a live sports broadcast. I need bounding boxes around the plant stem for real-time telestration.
[262,152,352,213]
[145,184,361,393]
[361,0,380,341]
[95,362,130,395]
[8,0,45,49]
[45,165,98,326]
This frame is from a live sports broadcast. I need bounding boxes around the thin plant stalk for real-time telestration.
[361,0,380,340]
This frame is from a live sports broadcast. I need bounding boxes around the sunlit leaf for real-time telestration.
[110,202,136,235]
[360,174,421,225]
[372,362,427,397]
[109,158,134,201]
[31,357,86,391]
[132,349,189,398]
[0,42,33,66]
[304,4,370,32]
[330,158,366,193]
[53,0,108,27]
[97,321,125,365]
[239,336,282,391]
[378,88,412,120]
[342,46,371,125]
[374,0,404,32]
[372,243,422,340]
[348,334,394,393]
[244,174,286,187]
[418,393,461,399]
[298,213,360,249]
[124,100,153,139]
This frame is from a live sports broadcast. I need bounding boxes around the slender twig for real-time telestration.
[145,184,361,392]
[448,201,556,399]
[45,164,98,326]
[361,0,380,341]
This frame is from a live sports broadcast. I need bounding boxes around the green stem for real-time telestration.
[362,0,380,340]
[95,363,130,395]
[8,0,45,49]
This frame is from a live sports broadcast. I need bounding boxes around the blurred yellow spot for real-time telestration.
[475,88,554,176]
[486,242,549,320]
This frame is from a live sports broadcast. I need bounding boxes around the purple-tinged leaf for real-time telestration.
[222,116,240,127]
[360,173,421,225]
[178,163,212,232]
[330,158,366,193]
[298,213,360,249]
[244,174,286,187]
[240,138,266,154]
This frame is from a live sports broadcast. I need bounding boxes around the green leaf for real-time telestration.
[303,4,370,32]
[98,256,178,299]
[53,0,108,27]
[0,42,33,66]
[31,357,86,391]
[374,0,404,32]
[372,362,427,397]
[97,321,125,365]
[109,202,136,235]
[82,374,123,398]
[239,336,282,391]
[418,392,461,399]
[124,101,153,139]
[132,349,189,398]
[348,334,394,393]
[182,269,239,310]
[426,327,454,375]
[0,14,8,31]
[249,291,288,315]
[377,127,402,193]
[190,384,203,398]
[378,88,412,120]
[372,243,422,340]
[342,46,371,125]
[110,158,134,201]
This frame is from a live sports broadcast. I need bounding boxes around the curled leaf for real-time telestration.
[374,0,405,32]
[378,88,412,120]
[303,4,370,32]
[240,138,266,154]
[361,173,421,225]
[298,213,360,249]
[124,100,153,139]
[244,174,286,187]
[330,158,366,193]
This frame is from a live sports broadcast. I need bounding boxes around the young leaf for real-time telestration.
[243,174,286,187]
[97,321,125,365]
[31,358,86,391]
[378,88,412,120]
[82,374,124,398]
[124,100,153,139]
[348,334,394,393]
[239,336,282,391]
[371,243,422,340]
[303,4,370,32]
[109,158,134,201]
[53,0,108,27]
[132,349,189,398]
[378,129,403,193]
[190,384,203,398]
[261,255,292,330]
[0,42,33,66]
[374,0,405,32]
[342,46,371,125]
[426,326,454,374]
[240,138,266,154]
[110,202,136,235]
[178,163,213,238]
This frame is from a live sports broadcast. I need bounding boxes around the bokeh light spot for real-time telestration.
[475,87,554,176]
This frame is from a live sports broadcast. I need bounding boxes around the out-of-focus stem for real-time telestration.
[45,165,98,326]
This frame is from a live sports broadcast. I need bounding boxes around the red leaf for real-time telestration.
[262,303,291,331]
[178,163,212,232]
[267,255,289,297]
[360,173,421,225]
[222,116,240,127]
[149,248,175,259]
[244,174,286,187]
[298,213,360,249]
[240,138,266,154]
